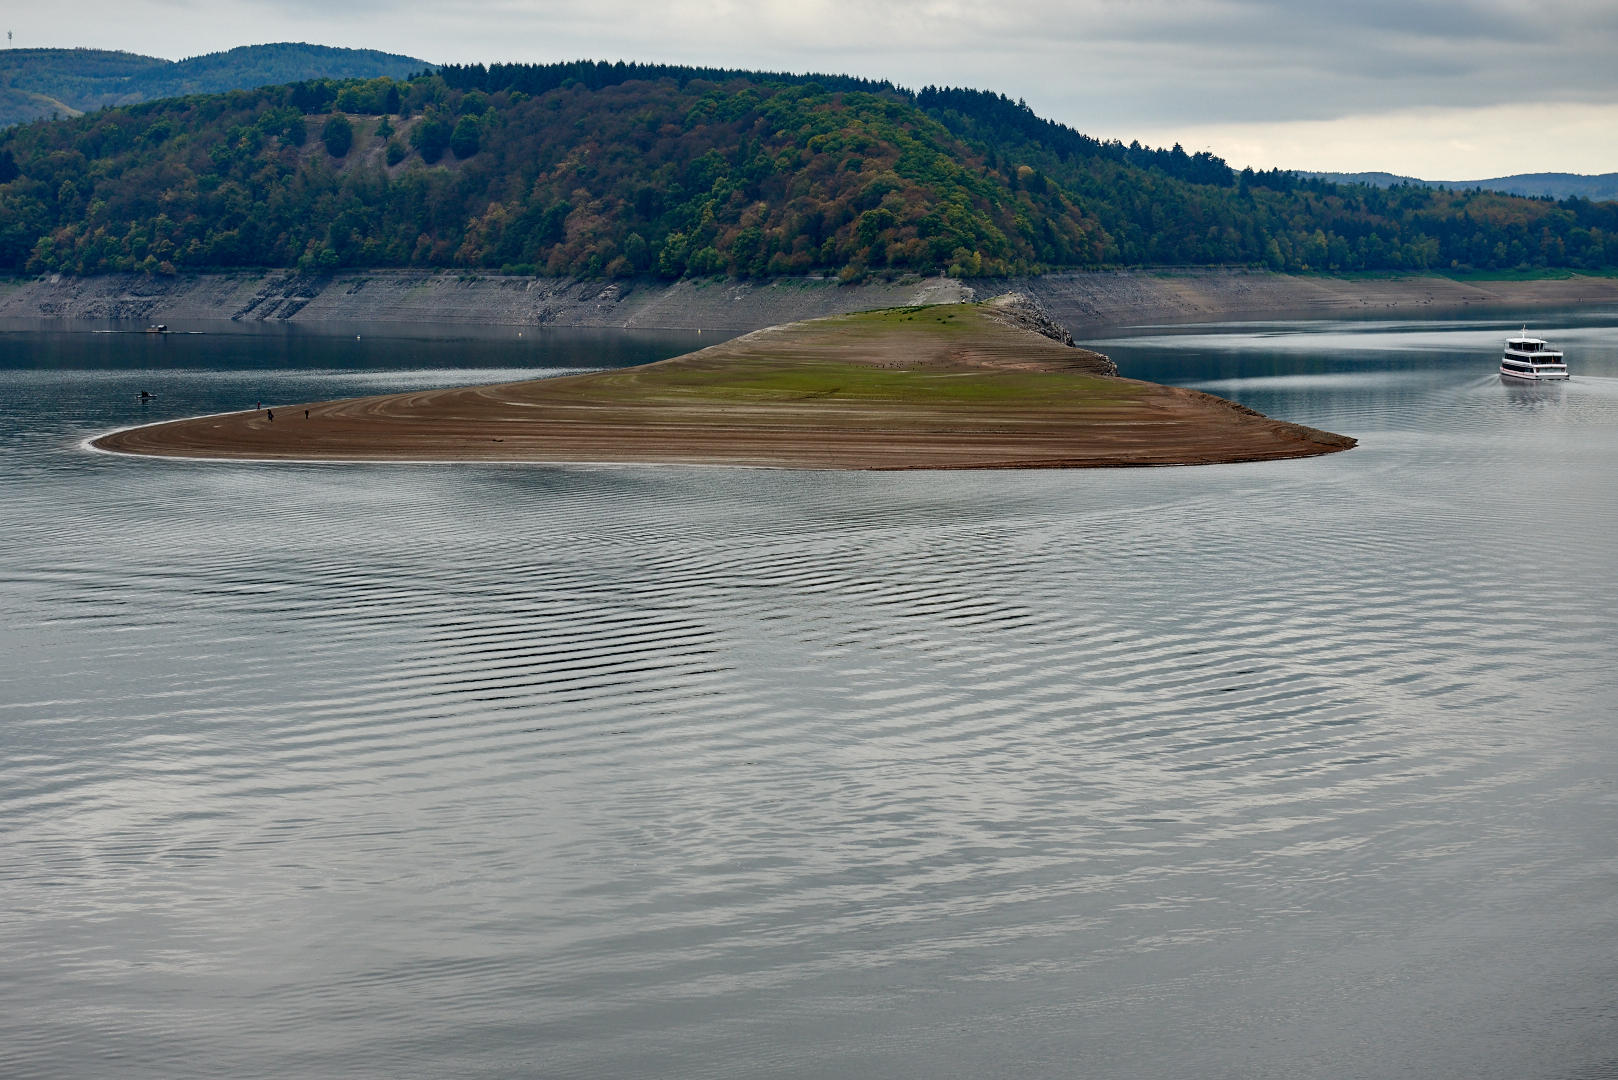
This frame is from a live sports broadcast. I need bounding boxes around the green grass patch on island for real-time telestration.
[598,362,1139,407]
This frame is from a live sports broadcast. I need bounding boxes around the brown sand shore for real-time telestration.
[93,296,1355,470]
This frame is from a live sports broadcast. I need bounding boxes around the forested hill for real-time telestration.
[0,44,426,127]
[2,62,1616,280]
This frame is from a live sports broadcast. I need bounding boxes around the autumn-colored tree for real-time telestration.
[3,66,1614,279]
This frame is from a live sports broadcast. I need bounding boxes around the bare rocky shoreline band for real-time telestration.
[8,267,1617,333]
[93,295,1356,470]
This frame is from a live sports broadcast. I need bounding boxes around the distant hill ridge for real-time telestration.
[0,44,427,127]
[1307,171,1618,203]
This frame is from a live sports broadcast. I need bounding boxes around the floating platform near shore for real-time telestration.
[92,296,1355,469]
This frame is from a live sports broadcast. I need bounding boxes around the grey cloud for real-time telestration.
[19,0,1618,133]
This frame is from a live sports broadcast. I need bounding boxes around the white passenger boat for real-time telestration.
[1500,330,1568,381]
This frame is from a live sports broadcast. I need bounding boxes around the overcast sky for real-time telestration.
[10,0,1618,177]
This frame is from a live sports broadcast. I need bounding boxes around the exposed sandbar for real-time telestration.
[93,296,1356,469]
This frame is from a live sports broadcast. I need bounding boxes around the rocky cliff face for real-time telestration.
[997,269,1618,326]
[0,270,971,331]
[980,293,1117,375]
[982,292,1077,346]
[3,268,1614,335]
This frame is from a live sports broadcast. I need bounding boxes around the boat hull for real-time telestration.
[1500,366,1569,381]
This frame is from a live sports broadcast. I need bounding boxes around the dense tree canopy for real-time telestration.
[2,65,1615,280]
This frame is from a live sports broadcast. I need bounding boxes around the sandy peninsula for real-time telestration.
[93,295,1356,469]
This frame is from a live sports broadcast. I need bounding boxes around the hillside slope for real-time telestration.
[0,44,425,127]
[1309,171,1618,203]
[2,62,1616,280]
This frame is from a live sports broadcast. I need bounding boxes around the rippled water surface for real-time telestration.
[4,313,1618,1079]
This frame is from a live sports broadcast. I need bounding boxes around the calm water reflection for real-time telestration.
[2,313,1616,1080]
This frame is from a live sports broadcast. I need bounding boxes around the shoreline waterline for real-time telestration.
[7,268,1618,337]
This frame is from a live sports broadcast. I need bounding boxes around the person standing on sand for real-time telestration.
[268,410,274,421]
[305,410,309,419]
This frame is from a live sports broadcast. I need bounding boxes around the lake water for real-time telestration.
[3,311,1617,1079]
